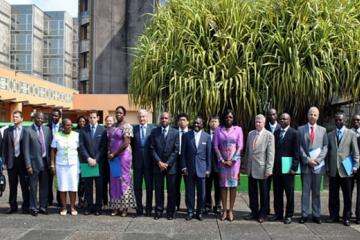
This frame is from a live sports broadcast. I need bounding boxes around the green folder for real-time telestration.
[80,163,100,178]
[281,157,301,174]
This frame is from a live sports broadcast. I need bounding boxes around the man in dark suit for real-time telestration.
[47,108,62,206]
[79,110,107,216]
[270,113,300,224]
[150,112,179,220]
[351,114,360,224]
[205,115,221,214]
[131,109,156,216]
[181,117,211,221]
[298,106,328,224]
[2,110,30,214]
[326,112,359,226]
[265,108,280,215]
[24,111,52,216]
[175,112,190,211]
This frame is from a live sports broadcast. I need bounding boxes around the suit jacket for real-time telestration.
[244,129,275,179]
[24,124,52,172]
[266,122,280,134]
[150,126,179,175]
[209,130,219,172]
[180,130,211,178]
[131,124,156,169]
[47,122,63,140]
[2,125,29,170]
[327,128,359,178]
[298,124,328,174]
[273,127,300,175]
[79,125,107,166]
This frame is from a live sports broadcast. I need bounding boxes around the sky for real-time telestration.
[7,0,78,17]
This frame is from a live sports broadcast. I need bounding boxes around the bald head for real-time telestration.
[307,106,319,125]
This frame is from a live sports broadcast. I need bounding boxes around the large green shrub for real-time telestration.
[130,0,360,127]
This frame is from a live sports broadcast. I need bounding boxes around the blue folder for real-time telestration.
[109,156,122,177]
[342,155,353,176]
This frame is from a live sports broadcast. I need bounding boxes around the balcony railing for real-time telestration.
[80,40,89,53]
[79,67,89,81]
[80,11,90,25]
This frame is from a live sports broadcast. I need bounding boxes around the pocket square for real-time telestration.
[201,142,206,145]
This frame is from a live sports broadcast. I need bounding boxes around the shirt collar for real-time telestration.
[162,126,169,132]
[91,123,98,129]
[194,130,202,135]
[336,126,345,133]
[281,126,290,132]
[269,122,277,128]
[180,127,189,133]
[308,123,317,129]
[140,124,147,129]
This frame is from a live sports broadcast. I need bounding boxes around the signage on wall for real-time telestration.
[0,76,73,103]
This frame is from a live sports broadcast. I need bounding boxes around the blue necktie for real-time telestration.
[140,125,145,146]
[279,129,285,143]
[91,126,96,138]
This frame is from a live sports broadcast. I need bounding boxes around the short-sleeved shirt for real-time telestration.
[51,131,79,166]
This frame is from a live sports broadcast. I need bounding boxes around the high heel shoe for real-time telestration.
[228,210,234,222]
[220,210,228,221]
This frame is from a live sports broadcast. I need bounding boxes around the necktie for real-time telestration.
[140,125,145,146]
[310,126,315,145]
[162,128,167,139]
[91,125,96,138]
[252,132,260,149]
[279,129,285,143]
[38,126,46,156]
[14,128,20,157]
[336,129,342,144]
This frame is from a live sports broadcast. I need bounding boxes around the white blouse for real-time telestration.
[51,131,79,166]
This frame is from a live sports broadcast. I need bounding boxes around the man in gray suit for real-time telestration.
[24,112,52,216]
[131,109,156,216]
[244,114,275,223]
[326,112,359,226]
[298,106,328,224]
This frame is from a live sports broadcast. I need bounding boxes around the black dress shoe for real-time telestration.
[203,207,210,215]
[343,220,350,226]
[136,210,143,216]
[356,219,360,224]
[213,206,221,215]
[196,213,203,221]
[30,209,38,216]
[145,211,152,217]
[167,215,174,220]
[284,217,292,224]
[299,217,308,224]
[244,213,257,220]
[258,217,265,223]
[154,212,162,220]
[22,209,30,214]
[312,217,322,224]
[95,211,101,216]
[326,217,339,223]
[269,215,283,221]
[84,210,91,215]
[39,208,48,215]
[6,208,18,214]
[185,213,193,221]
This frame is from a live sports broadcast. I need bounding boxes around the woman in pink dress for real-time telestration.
[107,106,136,216]
[213,109,244,221]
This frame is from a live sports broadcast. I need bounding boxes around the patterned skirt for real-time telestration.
[110,185,136,209]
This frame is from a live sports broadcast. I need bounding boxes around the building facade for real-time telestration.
[10,5,45,78]
[72,17,79,89]
[43,11,74,88]
[0,0,11,69]
[78,0,155,94]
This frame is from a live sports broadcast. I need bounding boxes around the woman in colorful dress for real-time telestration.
[107,106,136,216]
[213,109,244,221]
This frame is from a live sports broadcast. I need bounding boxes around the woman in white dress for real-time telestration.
[50,118,80,216]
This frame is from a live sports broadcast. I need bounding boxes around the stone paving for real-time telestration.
[0,183,360,239]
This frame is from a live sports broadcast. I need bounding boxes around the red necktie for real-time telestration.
[310,126,315,145]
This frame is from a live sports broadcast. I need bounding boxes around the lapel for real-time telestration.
[303,125,310,149]
[136,125,141,141]
[146,125,151,138]
[337,128,347,149]
[9,126,14,144]
[190,131,196,151]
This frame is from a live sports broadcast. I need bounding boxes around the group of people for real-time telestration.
[0,106,359,227]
